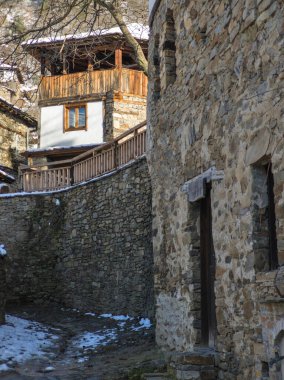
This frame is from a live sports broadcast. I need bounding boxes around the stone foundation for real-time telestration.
[0,158,154,317]
[0,256,6,324]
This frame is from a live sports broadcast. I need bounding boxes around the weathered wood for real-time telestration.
[21,122,147,192]
[39,68,148,101]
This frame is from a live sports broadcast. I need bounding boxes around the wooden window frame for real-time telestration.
[64,103,88,132]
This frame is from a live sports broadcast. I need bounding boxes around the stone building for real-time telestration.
[0,245,7,325]
[0,96,37,192]
[148,0,284,379]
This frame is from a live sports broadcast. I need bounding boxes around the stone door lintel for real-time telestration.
[182,166,224,203]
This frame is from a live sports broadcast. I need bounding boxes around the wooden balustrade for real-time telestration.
[22,167,71,192]
[21,122,147,192]
[39,68,148,101]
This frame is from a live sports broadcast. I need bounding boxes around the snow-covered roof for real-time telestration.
[0,63,16,70]
[22,23,149,46]
[0,168,15,182]
[0,96,37,128]
[26,143,101,153]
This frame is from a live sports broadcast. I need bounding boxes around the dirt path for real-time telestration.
[0,305,165,380]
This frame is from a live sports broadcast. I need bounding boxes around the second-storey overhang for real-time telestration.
[22,24,148,74]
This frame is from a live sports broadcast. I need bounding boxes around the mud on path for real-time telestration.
[0,305,165,380]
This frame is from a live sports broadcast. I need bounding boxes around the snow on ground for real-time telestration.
[0,244,7,256]
[0,364,10,372]
[0,312,152,371]
[99,313,151,331]
[74,328,117,351]
[131,318,152,331]
[99,313,133,321]
[0,315,58,371]
[99,313,151,329]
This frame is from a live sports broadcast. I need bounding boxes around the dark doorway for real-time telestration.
[200,183,216,347]
[266,163,278,270]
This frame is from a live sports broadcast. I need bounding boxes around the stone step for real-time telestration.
[142,373,170,380]
[168,349,217,380]
[174,369,216,380]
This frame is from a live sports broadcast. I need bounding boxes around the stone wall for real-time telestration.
[104,91,147,141]
[0,157,154,317]
[0,111,28,170]
[148,0,284,379]
[0,255,6,324]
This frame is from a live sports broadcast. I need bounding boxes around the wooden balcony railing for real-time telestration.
[20,122,147,192]
[39,68,148,101]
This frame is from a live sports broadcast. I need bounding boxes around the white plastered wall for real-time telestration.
[40,101,104,148]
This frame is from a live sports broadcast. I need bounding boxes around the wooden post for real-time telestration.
[115,48,122,92]
[115,49,122,69]
[87,58,93,71]
[70,165,74,186]
[114,141,119,168]
[63,54,67,74]
[40,52,46,76]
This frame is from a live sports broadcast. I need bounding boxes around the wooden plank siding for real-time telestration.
[39,69,148,101]
[20,122,147,192]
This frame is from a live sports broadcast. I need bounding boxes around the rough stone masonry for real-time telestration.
[0,158,154,318]
[148,0,284,379]
[0,252,6,324]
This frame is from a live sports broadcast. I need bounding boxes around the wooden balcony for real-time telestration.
[39,68,148,102]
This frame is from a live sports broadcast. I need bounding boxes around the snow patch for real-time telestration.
[0,168,15,181]
[131,318,152,331]
[20,84,37,92]
[43,366,55,372]
[99,313,133,321]
[84,312,96,317]
[0,363,10,372]
[74,329,117,350]
[0,244,7,257]
[0,315,58,363]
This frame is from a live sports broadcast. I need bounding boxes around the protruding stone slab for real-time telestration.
[169,350,215,366]
[182,167,224,203]
[143,374,170,380]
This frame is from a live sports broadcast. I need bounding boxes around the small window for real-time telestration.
[251,162,278,272]
[64,104,87,131]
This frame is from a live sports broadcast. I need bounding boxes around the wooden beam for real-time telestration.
[115,49,122,69]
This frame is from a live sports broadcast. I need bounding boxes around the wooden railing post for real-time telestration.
[70,165,74,186]
[114,141,119,169]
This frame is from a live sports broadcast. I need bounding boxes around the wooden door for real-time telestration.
[200,183,216,347]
